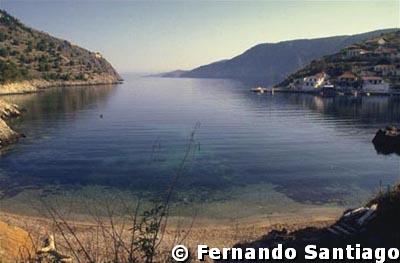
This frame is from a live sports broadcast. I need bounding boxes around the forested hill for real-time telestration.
[0,10,121,86]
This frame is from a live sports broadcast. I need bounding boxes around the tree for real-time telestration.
[0,32,7,41]
[36,39,47,51]
[38,62,50,72]
[25,41,33,53]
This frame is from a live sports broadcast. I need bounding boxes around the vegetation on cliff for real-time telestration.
[0,10,121,86]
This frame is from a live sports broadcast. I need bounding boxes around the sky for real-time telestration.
[1,0,400,73]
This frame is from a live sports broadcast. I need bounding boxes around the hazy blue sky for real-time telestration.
[2,0,399,72]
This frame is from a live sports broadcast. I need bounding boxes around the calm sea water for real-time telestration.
[1,74,400,218]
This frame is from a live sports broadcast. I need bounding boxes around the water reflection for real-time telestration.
[284,95,400,125]
[4,84,117,122]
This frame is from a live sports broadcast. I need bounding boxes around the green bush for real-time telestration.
[0,48,8,57]
[38,62,50,72]
[25,41,33,53]
[0,60,29,83]
[60,73,71,81]
[0,32,7,41]
[36,40,47,51]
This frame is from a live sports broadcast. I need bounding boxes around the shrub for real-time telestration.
[0,32,7,41]
[38,62,50,72]
[36,40,47,51]
[25,41,33,53]
[0,60,29,83]
[60,73,71,80]
[0,48,8,57]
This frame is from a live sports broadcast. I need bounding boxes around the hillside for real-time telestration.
[178,29,397,86]
[278,30,400,91]
[0,10,121,94]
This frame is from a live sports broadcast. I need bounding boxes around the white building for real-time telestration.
[362,76,389,93]
[301,72,327,91]
[374,64,396,76]
[377,38,387,45]
[375,47,398,59]
[94,52,103,58]
[344,48,368,58]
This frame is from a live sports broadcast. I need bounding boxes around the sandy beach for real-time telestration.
[0,205,342,261]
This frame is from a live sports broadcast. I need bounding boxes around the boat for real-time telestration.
[320,84,336,97]
[250,87,267,93]
[372,126,400,155]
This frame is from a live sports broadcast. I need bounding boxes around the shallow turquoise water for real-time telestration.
[1,74,400,217]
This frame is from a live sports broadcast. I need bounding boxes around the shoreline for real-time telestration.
[254,86,400,96]
[0,77,122,96]
[0,206,341,260]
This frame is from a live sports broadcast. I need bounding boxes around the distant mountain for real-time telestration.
[155,70,188,78]
[180,29,398,86]
[0,10,121,89]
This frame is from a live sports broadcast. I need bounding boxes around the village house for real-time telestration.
[301,72,327,91]
[338,71,358,82]
[94,52,103,59]
[374,47,399,59]
[374,64,396,76]
[288,82,297,90]
[377,38,387,45]
[366,37,387,46]
[359,70,377,77]
[391,53,400,60]
[344,47,369,58]
[336,71,359,91]
[362,76,390,93]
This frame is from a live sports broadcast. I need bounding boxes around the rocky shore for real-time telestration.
[0,220,32,262]
[0,100,23,148]
[0,74,122,95]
